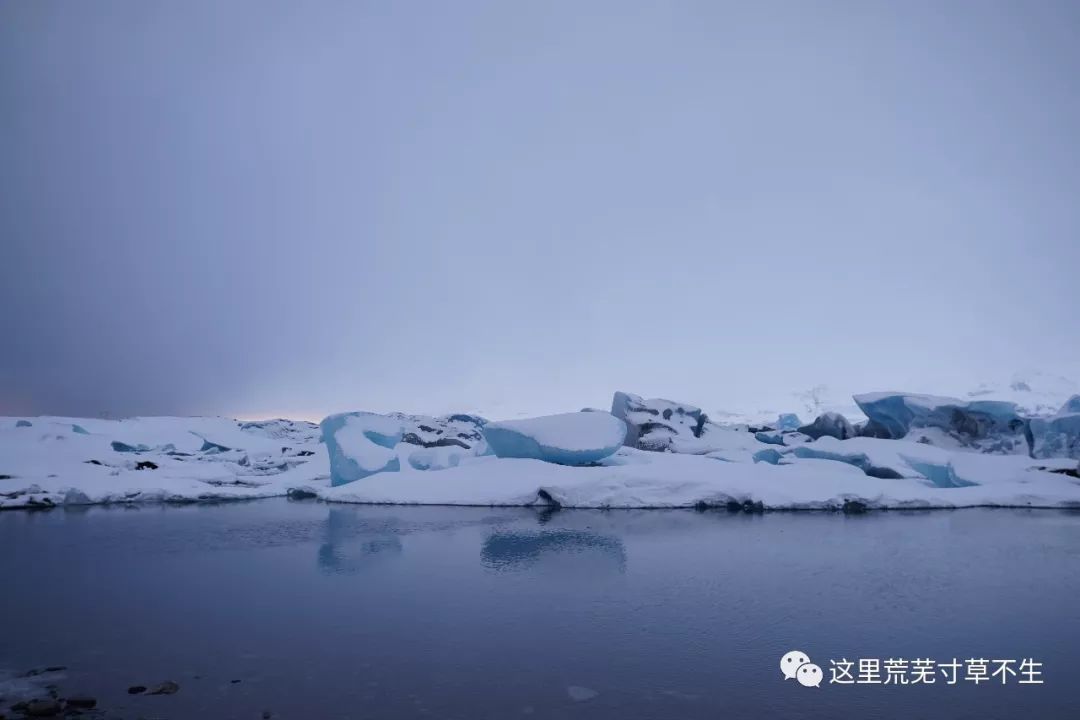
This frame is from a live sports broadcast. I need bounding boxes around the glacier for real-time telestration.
[483,412,626,465]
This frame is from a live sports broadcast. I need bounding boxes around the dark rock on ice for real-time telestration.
[798,412,855,441]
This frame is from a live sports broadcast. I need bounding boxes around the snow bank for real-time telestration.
[483,412,626,465]
[0,416,327,509]
[320,448,1080,511]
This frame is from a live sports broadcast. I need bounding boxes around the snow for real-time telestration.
[320,447,1080,511]
[483,412,626,465]
[406,446,468,471]
[0,416,327,509]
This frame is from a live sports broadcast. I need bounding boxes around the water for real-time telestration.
[2,502,1078,719]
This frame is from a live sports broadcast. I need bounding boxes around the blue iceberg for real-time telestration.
[1028,395,1080,460]
[775,413,802,431]
[320,412,405,487]
[752,448,784,464]
[111,441,151,453]
[483,412,626,465]
[854,392,1027,453]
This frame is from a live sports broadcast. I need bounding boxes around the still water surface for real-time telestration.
[1,502,1078,719]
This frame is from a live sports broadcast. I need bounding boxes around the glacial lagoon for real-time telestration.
[1,502,1078,719]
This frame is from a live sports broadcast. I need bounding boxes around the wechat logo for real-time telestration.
[781,650,822,688]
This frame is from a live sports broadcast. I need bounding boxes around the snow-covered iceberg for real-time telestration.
[610,391,711,451]
[320,412,404,486]
[483,412,626,465]
[1028,395,1080,460]
[393,412,488,454]
[610,391,765,455]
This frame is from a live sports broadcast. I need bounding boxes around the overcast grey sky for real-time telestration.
[1,0,1078,421]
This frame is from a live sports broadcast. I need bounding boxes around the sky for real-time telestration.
[1,0,1079,422]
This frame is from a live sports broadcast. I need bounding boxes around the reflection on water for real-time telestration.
[317,507,403,574]
[481,528,626,572]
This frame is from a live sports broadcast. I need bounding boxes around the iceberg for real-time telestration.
[110,441,151,453]
[789,437,977,486]
[393,412,488,454]
[854,392,1027,453]
[320,412,404,486]
[198,438,232,453]
[610,391,712,452]
[753,448,784,464]
[483,412,626,465]
[775,413,802,431]
[1028,395,1080,460]
[798,412,855,441]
